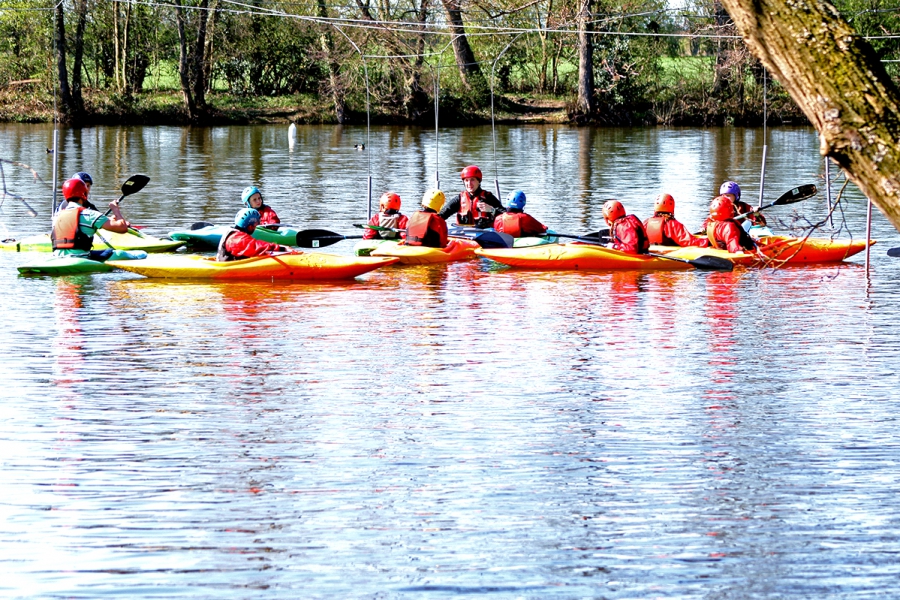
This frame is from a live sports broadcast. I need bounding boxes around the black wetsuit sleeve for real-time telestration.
[438,195,461,221]
[484,192,505,215]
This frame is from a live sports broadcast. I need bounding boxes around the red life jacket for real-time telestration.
[406,211,447,248]
[493,212,545,238]
[644,214,674,246]
[611,214,650,254]
[51,207,93,251]
[707,220,755,252]
[457,190,491,226]
[258,205,280,227]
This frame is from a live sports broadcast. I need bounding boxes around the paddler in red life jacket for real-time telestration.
[493,190,547,238]
[51,177,130,262]
[438,165,505,229]
[362,192,409,240]
[217,208,289,261]
[643,193,709,248]
[603,199,650,255]
[707,195,757,254]
[242,186,280,229]
[405,190,449,248]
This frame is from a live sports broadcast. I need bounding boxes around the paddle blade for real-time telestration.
[773,184,817,206]
[690,255,734,271]
[474,230,515,249]
[886,247,900,257]
[190,221,216,230]
[294,228,346,248]
[121,174,150,196]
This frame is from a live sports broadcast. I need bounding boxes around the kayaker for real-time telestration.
[362,192,409,240]
[438,165,505,229]
[707,195,757,254]
[493,190,547,238]
[406,190,448,248]
[217,208,289,261]
[718,181,766,227]
[643,193,709,247]
[51,177,130,262]
[603,200,649,255]
[57,172,98,212]
[242,186,280,229]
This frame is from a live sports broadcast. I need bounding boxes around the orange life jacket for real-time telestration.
[406,211,447,248]
[51,207,93,251]
[644,214,674,246]
[457,190,492,226]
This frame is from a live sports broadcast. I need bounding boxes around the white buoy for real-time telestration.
[288,123,296,151]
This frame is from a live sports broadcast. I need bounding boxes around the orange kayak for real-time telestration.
[475,242,693,270]
[370,237,480,265]
[107,252,399,280]
[657,236,874,266]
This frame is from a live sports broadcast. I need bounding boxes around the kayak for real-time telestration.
[370,238,480,265]
[475,242,693,271]
[0,230,183,253]
[106,252,399,280]
[18,250,148,275]
[654,236,874,266]
[354,238,393,256]
[168,225,300,250]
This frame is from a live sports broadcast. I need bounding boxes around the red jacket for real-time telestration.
[610,214,649,254]
[362,211,409,240]
[258,205,280,227]
[219,230,283,261]
[707,220,756,254]
[405,210,447,248]
[493,211,547,238]
[644,214,709,247]
[702,199,766,232]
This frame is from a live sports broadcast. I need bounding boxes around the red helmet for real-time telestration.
[709,195,736,221]
[379,192,401,212]
[62,177,89,201]
[603,200,626,224]
[654,193,675,214]
[460,165,482,181]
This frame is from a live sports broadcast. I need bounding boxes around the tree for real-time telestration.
[173,0,214,123]
[575,0,595,116]
[54,1,78,122]
[719,0,900,230]
[441,0,488,103]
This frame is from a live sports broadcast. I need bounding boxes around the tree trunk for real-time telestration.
[317,0,347,123]
[72,0,88,113]
[190,0,210,110]
[575,0,594,116]
[174,1,198,122]
[441,0,487,100]
[54,2,77,122]
[719,0,900,231]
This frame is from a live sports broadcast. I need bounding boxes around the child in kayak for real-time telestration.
[707,196,757,254]
[438,165,505,229]
[56,171,98,212]
[406,190,449,248]
[51,177,131,261]
[643,193,709,247]
[603,200,649,255]
[217,208,289,261]
[242,186,281,229]
[362,192,409,240]
[493,190,547,238]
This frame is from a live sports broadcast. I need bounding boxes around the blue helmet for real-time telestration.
[719,181,741,201]
[241,186,262,207]
[506,190,526,210]
[72,172,93,186]
[234,208,261,231]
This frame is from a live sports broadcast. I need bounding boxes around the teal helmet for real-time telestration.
[241,186,262,207]
[234,208,261,231]
[506,190,526,210]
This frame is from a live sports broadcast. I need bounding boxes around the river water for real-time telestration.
[1,123,899,598]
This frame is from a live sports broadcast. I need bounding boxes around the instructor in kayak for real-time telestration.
[706,196,757,254]
[217,208,289,261]
[438,165,504,229]
[643,193,709,247]
[51,177,131,262]
[604,200,649,255]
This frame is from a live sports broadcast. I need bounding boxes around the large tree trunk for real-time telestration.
[317,0,347,123]
[720,0,900,230]
[174,0,211,123]
[190,0,210,110]
[54,2,77,122]
[575,0,594,116]
[71,0,88,113]
[441,0,487,101]
[174,1,198,122]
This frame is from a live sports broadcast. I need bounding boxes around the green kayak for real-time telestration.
[168,225,300,250]
[1,229,183,253]
[17,250,148,275]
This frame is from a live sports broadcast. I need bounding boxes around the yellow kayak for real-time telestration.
[370,238,480,265]
[475,242,693,270]
[0,229,183,253]
[107,252,399,280]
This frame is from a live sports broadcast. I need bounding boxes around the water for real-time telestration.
[1,123,900,598]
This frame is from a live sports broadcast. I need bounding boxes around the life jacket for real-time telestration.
[457,190,492,226]
[216,229,240,262]
[707,220,756,251]
[644,214,675,246]
[406,211,446,248]
[376,211,403,239]
[258,204,280,227]
[51,206,93,251]
[494,211,544,238]
[611,214,650,254]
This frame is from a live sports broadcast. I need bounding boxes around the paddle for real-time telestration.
[648,252,734,271]
[887,248,900,257]
[734,184,818,220]
[293,229,365,248]
[102,174,150,216]
[472,230,608,248]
